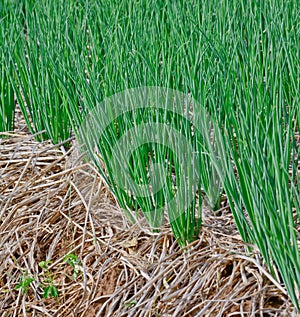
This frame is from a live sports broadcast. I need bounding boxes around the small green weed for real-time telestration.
[14,275,35,294]
[39,260,59,299]
[63,253,81,280]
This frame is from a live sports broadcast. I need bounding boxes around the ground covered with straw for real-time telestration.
[0,124,298,316]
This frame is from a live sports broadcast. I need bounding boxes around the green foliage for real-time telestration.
[14,254,82,299]
[14,276,35,294]
[39,260,52,270]
[2,0,300,309]
[63,253,81,279]
[10,1,74,144]
[39,260,59,299]
[42,285,59,299]
[0,1,22,133]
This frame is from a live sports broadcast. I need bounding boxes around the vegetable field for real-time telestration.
[0,0,299,315]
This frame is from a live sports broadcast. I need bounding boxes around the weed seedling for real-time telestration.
[39,260,59,299]
[63,253,81,280]
[14,275,35,294]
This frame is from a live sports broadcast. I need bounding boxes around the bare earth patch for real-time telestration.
[0,131,298,316]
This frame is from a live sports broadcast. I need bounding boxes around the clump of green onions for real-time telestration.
[0,1,22,133]
[1,0,299,309]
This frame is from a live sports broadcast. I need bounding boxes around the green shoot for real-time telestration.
[14,276,35,294]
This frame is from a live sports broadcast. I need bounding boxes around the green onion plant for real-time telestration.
[10,1,76,144]
[0,2,22,133]
[2,0,300,308]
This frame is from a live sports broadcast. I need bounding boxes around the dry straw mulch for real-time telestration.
[0,131,298,317]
